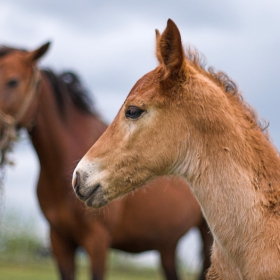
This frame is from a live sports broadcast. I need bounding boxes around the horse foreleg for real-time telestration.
[198,219,213,280]
[50,227,77,280]
[83,226,110,280]
[159,247,180,280]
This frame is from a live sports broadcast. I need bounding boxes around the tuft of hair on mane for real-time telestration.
[184,46,269,134]
[185,46,237,95]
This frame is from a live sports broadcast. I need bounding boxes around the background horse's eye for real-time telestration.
[7,79,19,88]
[125,106,144,119]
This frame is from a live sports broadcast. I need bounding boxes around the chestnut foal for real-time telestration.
[73,20,280,279]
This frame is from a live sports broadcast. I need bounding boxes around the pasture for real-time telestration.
[0,258,162,280]
[0,209,197,279]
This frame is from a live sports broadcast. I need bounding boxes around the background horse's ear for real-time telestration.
[27,41,51,62]
[159,19,184,79]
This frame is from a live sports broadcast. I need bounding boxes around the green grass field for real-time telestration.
[0,250,198,280]
[0,257,197,280]
[0,210,198,280]
[0,261,158,280]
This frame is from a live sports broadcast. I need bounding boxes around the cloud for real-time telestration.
[3,0,240,31]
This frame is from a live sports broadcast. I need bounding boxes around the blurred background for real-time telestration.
[0,0,280,279]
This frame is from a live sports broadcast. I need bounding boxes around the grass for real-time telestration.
[0,209,198,279]
[0,260,57,280]
[0,255,162,280]
[0,256,197,280]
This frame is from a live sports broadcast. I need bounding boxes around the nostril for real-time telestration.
[73,171,80,192]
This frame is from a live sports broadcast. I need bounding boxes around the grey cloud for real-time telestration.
[4,0,240,33]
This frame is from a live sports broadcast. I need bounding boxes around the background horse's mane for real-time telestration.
[0,45,98,118]
[185,47,269,133]
[41,69,98,117]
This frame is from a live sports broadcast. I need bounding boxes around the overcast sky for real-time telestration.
[1,0,280,269]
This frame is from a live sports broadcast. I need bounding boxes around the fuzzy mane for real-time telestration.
[185,47,269,133]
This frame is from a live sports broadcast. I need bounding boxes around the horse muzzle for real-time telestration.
[72,169,109,208]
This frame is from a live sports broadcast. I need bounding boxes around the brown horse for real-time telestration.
[73,19,280,279]
[0,43,212,280]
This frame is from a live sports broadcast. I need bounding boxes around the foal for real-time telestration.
[73,19,280,279]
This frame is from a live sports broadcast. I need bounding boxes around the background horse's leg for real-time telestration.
[197,219,213,280]
[83,227,110,280]
[50,227,77,280]
[159,247,180,280]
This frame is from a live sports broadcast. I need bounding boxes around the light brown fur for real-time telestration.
[74,19,280,279]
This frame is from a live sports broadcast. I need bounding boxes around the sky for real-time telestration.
[0,0,280,271]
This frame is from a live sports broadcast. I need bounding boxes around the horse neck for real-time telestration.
[29,74,107,177]
[181,125,280,260]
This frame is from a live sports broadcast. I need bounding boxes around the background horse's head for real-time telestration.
[0,42,50,130]
[0,42,50,164]
[72,19,241,208]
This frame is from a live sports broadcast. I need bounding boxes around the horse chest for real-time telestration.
[43,205,77,232]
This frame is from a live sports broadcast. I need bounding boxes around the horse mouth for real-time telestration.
[86,184,101,200]
[73,170,108,208]
[76,183,101,202]
[85,184,109,208]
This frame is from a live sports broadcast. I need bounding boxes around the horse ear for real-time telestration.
[158,19,184,79]
[27,41,51,62]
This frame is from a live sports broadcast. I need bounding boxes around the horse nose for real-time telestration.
[72,171,80,193]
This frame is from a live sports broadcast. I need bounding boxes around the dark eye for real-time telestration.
[7,79,19,88]
[125,106,145,119]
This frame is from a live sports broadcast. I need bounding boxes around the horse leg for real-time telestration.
[159,247,180,280]
[50,227,77,280]
[87,249,107,280]
[83,227,110,280]
[197,218,213,280]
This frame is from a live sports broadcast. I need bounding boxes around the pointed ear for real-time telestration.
[159,19,184,79]
[27,41,51,62]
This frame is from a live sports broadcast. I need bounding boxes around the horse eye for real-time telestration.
[125,106,144,119]
[7,79,19,88]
